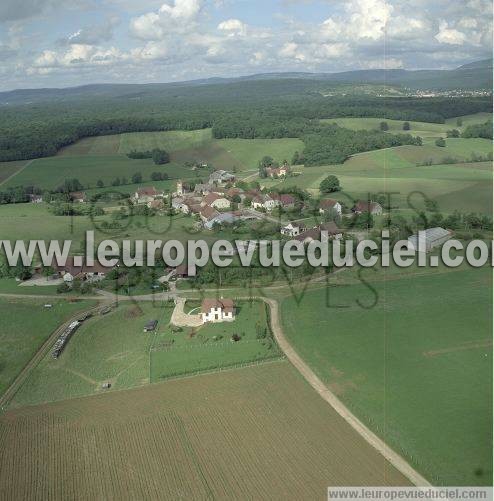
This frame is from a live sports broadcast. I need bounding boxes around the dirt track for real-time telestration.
[256,296,432,487]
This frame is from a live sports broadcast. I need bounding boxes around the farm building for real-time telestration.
[265,163,290,178]
[132,187,165,205]
[29,194,43,203]
[201,298,235,323]
[70,191,86,203]
[201,192,231,209]
[408,227,452,252]
[270,193,296,209]
[143,320,158,332]
[319,199,342,215]
[51,257,116,282]
[352,200,383,215]
[204,212,236,230]
[251,194,279,211]
[209,170,235,185]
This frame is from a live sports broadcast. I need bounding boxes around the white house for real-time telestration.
[202,192,231,209]
[319,199,342,215]
[251,194,279,211]
[281,222,306,237]
[201,298,235,323]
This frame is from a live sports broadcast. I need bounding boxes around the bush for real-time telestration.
[435,137,446,147]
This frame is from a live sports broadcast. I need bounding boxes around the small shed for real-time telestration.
[144,319,158,332]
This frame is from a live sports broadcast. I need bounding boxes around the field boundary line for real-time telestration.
[239,295,432,487]
[0,159,34,187]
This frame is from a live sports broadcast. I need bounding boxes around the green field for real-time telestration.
[262,135,492,214]
[323,113,492,140]
[0,204,245,248]
[11,300,279,407]
[281,267,492,486]
[1,155,202,191]
[119,129,213,154]
[0,298,96,398]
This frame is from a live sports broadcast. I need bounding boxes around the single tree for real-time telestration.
[320,175,341,193]
[403,122,410,131]
[131,172,143,184]
[380,121,389,131]
[435,137,446,147]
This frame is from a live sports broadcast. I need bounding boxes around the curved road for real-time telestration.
[244,296,431,487]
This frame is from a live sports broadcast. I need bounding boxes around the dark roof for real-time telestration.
[51,257,115,276]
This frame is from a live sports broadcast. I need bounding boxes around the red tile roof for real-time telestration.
[201,298,235,314]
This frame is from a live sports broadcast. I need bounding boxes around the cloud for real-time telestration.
[217,19,247,36]
[0,0,86,22]
[130,0,203,40]
[2,0,492,90]
[435,21,467,45]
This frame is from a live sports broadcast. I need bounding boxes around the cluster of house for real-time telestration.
[281,221,343,242]
[29,191,87,204]
[50,257,115,282]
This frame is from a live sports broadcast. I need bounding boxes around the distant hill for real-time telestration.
[456,58,492,70]
[0,59,491,105]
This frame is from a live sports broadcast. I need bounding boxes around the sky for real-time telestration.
[0,0,492,91]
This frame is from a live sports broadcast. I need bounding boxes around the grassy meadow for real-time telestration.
[0,298,96,398]
[280,267,493,486]
[11,300,278,407]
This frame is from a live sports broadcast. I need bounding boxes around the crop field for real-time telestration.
[11,300,278,407]
[280,267,493,486]
[0,298,96,398]
[150,300,281,381]
[0,362,410,499]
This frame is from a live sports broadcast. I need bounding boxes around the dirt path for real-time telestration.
[0,159,34,187]
[170,297,203,327]
[246,296,432,487]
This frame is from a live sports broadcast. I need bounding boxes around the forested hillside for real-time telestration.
[0,77,490,164]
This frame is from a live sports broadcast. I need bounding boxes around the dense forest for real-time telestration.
[0,77,490,162]
[302,126,422,165]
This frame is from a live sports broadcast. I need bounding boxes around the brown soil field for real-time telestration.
[0,361,410,499]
